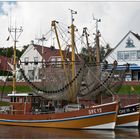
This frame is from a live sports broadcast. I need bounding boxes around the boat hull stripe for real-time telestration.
[0,111,116,123]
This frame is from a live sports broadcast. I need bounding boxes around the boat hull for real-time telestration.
[0,102,118,129]
[116,103,140,127]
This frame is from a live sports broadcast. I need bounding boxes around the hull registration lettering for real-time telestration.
[88,108,102,115]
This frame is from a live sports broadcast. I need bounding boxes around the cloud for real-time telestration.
[0,1,140,51]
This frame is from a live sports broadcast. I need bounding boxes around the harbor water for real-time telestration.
[0,125,139,139]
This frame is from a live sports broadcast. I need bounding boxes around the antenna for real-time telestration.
[8,25,23,94]
[8,26,23,42]
[35,35,47,45]
[92,14,101,34]
[35,35,47,68]
[9,6,12,29]
[69,9,77,24]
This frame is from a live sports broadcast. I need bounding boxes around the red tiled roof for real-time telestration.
[0,56,13,71]
[34,44,79,61]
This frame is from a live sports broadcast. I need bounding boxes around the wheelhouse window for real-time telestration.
[10,97,17,102]
[24,97,27,102]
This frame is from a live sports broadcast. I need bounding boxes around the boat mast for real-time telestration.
[82,27,92,63]
[69,9,77,102]
[93,16,101,104]
[94,17,101,68]
[38,35,46,86]
[8,26,23,94]
[51,20,66,69]
[51,20,74,100]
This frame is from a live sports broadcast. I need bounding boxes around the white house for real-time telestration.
[18,42,72,81]
[105,31,140,81]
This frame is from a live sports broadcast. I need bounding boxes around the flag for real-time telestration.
[6,36,10,41]
[131,86,135,92]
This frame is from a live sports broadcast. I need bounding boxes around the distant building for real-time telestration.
[0,56,13,81]
[18,42,76,81]
[105,31,140,81]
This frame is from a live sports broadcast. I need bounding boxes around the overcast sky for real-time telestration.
[0,1,140,51]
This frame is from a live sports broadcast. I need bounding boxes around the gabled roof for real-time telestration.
[105,31,140,60]
[33,44,79,61]
[131,31,140,40]
[0,56,13,71]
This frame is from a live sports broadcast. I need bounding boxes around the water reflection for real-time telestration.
[0,125,139,139]
[115,128,140,139]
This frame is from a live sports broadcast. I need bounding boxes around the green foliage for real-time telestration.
[16,86,32,92]
[116,85,140,94]
[0,47,13,58]
[21,45,29,54]
[0,101,10,106]
[105,44,113,57]
[80,44,111,63]
[0,45,28,59]
[0,70,12,76]
[0,85,32,93]
[80,47,95,63]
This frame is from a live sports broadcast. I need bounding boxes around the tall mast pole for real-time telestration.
[39,35,46,66]
[69,9,77,102]
[8,26,23,94]
[35,35,47,68]
[51,20,73,99]
[93,16,101,67]
[93,16,101,104]
[51,20,66,69]
[82,27,92,63]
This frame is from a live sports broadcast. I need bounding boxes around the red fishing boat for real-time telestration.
[0,11,119,129]
[0,93,118,129]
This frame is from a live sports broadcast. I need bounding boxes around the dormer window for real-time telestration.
[24,57,29,65]
[34,57,38,65]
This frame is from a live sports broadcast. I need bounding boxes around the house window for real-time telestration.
[118,51,137,60]
[130,51,137,60]
[137,51,140,59]
[24,57,29,65]
[124,51,129,60]
[34,57,38,65]
[117,51,124,60]
[51,57,57,66]
[57,57,62,67]
[28,70,34,80]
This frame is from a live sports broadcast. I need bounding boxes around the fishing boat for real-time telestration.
[116,103,140,127]
[0,93,118,129]
[0,11,119,129]
[104,64,140,127]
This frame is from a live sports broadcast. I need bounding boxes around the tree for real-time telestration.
[105,43,113,57]
[100,45,106,62]
[0,45,29,59]
[80,47,96,63]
